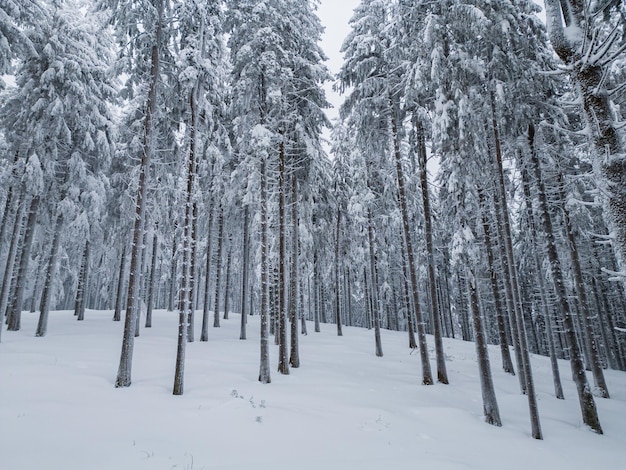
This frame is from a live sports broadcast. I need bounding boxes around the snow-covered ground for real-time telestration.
[2,309,625,470]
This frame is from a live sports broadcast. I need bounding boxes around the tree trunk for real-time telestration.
[0,193,26,341]
[75,241,90,321]
[390,117,429,379]
[334,205,343,337]
[7,196,39,331]
[477,187,515,374]
[554,170,609,397]
[289,173,300,367]
[35,214,63,337]
[173,86,199,396]
[145,231,158,328]
[213,204,224,328]
[259,155,271,384]
[528,122,602,433]
[367,209,384,358]
[187,201,199,342]
[167,238,177,312]
[277,138,289,375]
[240,205,249,340]
[115,0,163,388]
[223,243,232,320]
[113,242,127,322]
[467,267,502,426]
[200,198,214,341]
[414,117,448,383]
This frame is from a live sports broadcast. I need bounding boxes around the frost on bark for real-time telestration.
[259,155,271,384]
[528,123,602,434]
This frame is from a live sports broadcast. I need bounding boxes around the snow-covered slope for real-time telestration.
[2,310,625,469]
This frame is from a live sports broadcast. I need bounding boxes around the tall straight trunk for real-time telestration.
[313,250,320,332]
[75,241,90,321]
[145,231,158,328]
[554,171,609,397]
[213,204,224,328]
[390,116,429,380]
[259,155,271,384]
[467,268,502,426]
[7,196,39,331]
[300,276,308,335]
[30,256,43,313]
[345,267,353,327]
[334,206,343,337]
[0,152,19,266]
[113,243,127,321]
[477,187,515,374]
[367,209,384,358]
[167,239,177,312]
[200,198,214,341]
[173,86,199,396]
[240,205,249,340]
[490,104,541,439]
[188,201,199,342]
[115,0,163,388]
[289,173,300,367]
[277,138,289,375]
[528,123,602,433]
[223,243,232,320]
[0,192,26,341]
[414,118,448,383]
[401,245,417,348]
[519,167,564,399]
[35,214,63,337]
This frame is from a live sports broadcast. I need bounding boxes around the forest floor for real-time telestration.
[2,309,626,469]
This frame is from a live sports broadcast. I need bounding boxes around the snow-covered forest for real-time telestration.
[2,0,626,461]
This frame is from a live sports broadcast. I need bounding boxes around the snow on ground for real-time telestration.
[1,310,625,470]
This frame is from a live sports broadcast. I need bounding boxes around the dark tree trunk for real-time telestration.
[0,192,26,341]
[277,138,289,375]
[477,187,515,374]
[334,206,343,337]
[167,239,177,312]
[289,173,300,367]
[223,243,232,320]
[467,268,502,426]
[414,117,448,383]
[35,214,63,337]
[213,204,224,328]
[7,196,39,331]
[259,155,271,384]
[145,231,158,328]
[200,198,214,341]
[113,242,127,322]
[115,0,163,389]
[367,209,384,358]
[528,123,602,433]
[75,241,90,321]
[240,205,249,340]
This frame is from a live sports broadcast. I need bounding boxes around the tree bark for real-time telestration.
[145,231,158,327]
[115,0,163,388]
[259,155,271,384]
[289,173,300,367]
[35,213,63,337]
[277,137,289,375]
[528,122,602,433]
[240,205,249,340]
[75,241,90,321]
[367,209,384,358]
[213,204,224,328]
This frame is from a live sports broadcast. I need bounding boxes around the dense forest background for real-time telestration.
[1,0,625,439]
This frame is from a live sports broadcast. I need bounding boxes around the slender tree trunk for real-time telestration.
[75,241,90,321]
[277,138,289,375]
[259,155,271,384]
[30,256,43,313]
[240,205,249,340]
[145,231,158,328]
[223,243,232,320]
[401,245,417,348]
[554,171,609,397]
[390,117,429,380]
[188,201,199,342]
[313,251,320,333]
[478,187,515,374]
[213,204,224,328]
[490,105,541,439]
[173,86,199,395]
[528,123,602,433]
[414,117,448,383]
[519,167,564,399]
[467,267,502,426]
[0,193,26,341]
[167,239,177,312]
[289,173,300,367]
[35,214,63,337]
[334,206,343,337]
[115,0,163,388]
[113,242,127,322]
[7,196,39,331]
[367,209,384,358]
[200,198,214,341]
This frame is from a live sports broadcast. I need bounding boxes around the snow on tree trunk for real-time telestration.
[289,173,300,366]
[145,231,158,328]
[240,205,249,341]
[35,213,63,337]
